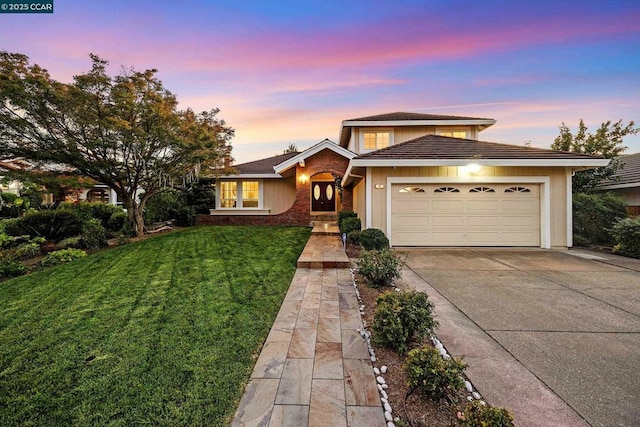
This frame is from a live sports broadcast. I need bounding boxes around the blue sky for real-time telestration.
[1,0,639,163]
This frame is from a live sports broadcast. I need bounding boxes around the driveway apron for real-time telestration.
[399,248,640,427]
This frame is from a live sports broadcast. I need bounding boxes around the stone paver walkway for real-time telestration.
[232,228,385,427]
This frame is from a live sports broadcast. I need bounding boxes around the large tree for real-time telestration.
[0,51,233,235]
[551,119,638,193]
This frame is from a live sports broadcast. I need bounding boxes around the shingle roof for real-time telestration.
[355,134,603,160]
[346,112,493,122]
[234,152,299,174]
[598,153,640,187]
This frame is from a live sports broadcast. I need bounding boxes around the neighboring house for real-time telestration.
[595,153,640,216]
[199,112,607,249]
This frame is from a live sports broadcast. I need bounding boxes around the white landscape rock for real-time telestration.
[387,423,396,427]
[374,367,380,375]
[384,402,392,413]
[472,391,481,400]
[380,365,388,374]
[381,384,388,389]
[464,381,473,392]
[371,355,377,362]
[380,389,388,399]
[376,376,386,385]
[384,411,393,422]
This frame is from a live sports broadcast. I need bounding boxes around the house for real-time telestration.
[595,153,640,216]
[198,112,608,248]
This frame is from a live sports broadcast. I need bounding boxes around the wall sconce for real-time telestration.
[298,160,305,167]
[300,174,308,184]
[466,163,481,174]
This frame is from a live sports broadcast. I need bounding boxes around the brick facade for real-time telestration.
[197,148,352,226]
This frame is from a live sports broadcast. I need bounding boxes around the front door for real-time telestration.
[311,181,336,212]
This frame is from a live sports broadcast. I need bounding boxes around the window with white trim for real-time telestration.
[363,131,391,150]
[438,131,468,138]
[219,181,261,208]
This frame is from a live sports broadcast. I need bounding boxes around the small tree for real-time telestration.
[0,51,234,236]
[551,119,638,193]
[283,143,298,154]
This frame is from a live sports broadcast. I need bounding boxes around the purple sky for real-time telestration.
[1,0,639,163]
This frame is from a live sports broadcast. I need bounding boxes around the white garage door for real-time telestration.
[391,183,540,246]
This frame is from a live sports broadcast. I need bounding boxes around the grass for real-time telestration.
[0,226,311,426]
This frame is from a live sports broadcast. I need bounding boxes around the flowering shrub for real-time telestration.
[457,400,514,426]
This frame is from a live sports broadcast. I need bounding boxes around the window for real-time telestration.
[505,186,531,193]
[469,186,495,193]
[219,181,261,208]
[399,187,426,193]
[434,186,460,193]
[220,181,237,208]
[363,131,391,150]
[438,131,468,138]
[242,181,259,208]
[87,188,110,203]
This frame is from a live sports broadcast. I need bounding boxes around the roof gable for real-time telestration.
[273,139,356,174]
[339,111,496,147]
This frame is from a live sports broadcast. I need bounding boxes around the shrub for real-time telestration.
[63,201,124,231]
[174,205,196,227]
[359,228,389,250]
[357,249,402,287]
[41,248,87,267]
[338,211,357,233]
[107,211,127,233]
[372,291,438,355]
[573,192,627,245]
[341,217,361,236]
[0,259,27,278]
[10,242,40,260]
[56,236,83,249]
[143,189,183,224]
[458,401,515,427]
[612,217,640,258]
[405,345,466,400]
[0,232,14,248]
[81,218,108,249]
[4,209,83,242]
[347,230,361,245]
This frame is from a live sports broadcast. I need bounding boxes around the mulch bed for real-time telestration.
[354,267,469,426]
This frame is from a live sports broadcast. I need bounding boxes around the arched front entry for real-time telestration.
[310,172,338,213]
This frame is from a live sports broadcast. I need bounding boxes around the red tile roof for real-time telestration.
[355,135,603,160]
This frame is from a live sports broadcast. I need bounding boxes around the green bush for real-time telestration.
[458,401,515,427]
[61,201,124,231]
[10,242,40,260]
[0,232,14,248]
[144,189,196,226]
[573,192,627,245]
[41,248,87,267]
[340,217,361,236]
[56,236,83,250]
[405,345,466,400]
[107,211,127,233]
[0,259,27,277]
[359,228,389,250]
[372,291,438,355]
[356,249,402,287]
[4,209,83,242]
[612,217,640,258]
[0,192,21,218]
[338,211,357,233]
[81,218,108,249]
[347,230,361,245]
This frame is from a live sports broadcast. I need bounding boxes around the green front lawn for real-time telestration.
[0,226,310,426]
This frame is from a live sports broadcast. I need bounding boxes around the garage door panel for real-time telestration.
[432,200,465,211]
[392,183,541,247]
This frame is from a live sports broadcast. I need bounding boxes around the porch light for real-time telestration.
[298,159,305,167]
[300,174,308,184]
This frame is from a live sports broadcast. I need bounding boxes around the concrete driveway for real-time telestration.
[397,248,640,427]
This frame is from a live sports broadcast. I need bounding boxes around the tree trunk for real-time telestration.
[133,206,145,237]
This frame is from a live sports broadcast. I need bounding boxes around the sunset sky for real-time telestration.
[1,0,639,163]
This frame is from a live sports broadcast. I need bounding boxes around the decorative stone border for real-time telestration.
[349,268,486,427]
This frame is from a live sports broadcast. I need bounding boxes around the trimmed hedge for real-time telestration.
[613,217,640,258]
[359,228,389,250]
